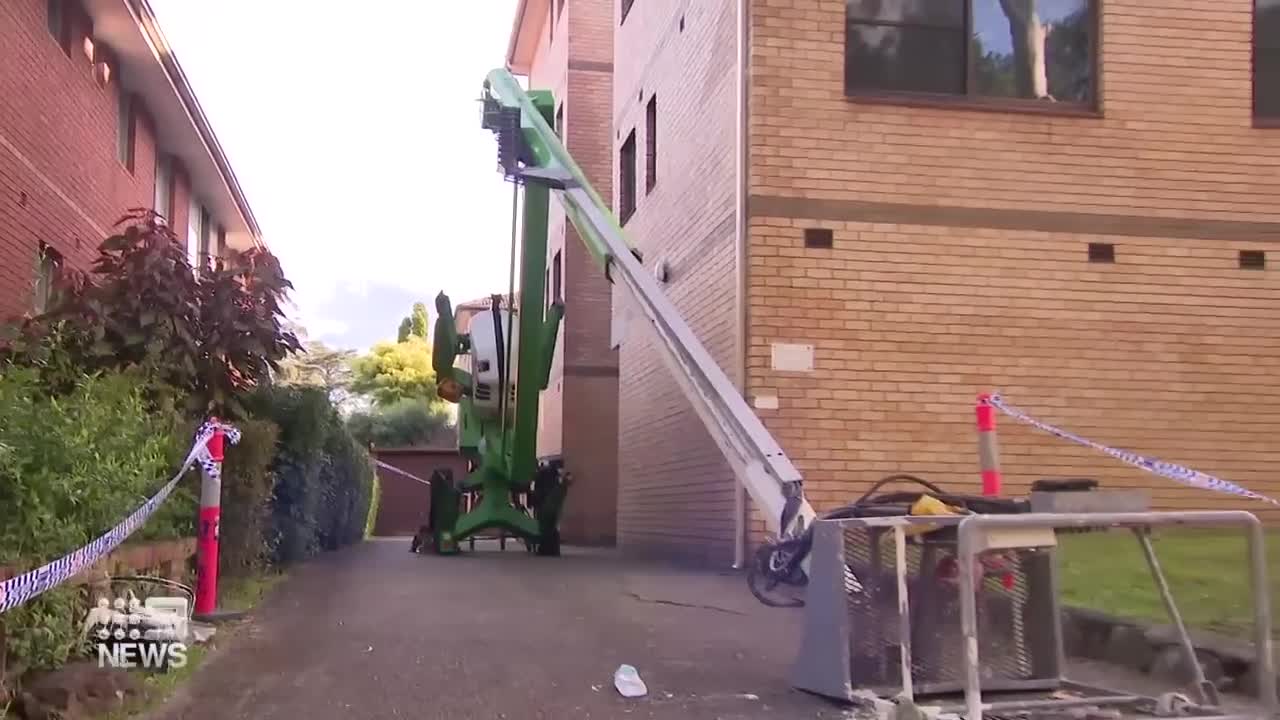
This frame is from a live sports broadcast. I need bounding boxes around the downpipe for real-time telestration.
[731,0,750,570]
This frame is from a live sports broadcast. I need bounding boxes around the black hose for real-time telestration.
[747,473,1026,608]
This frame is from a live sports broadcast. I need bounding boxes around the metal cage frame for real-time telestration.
[792,510,1277,720]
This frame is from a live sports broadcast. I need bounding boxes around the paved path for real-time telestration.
[149,539,1267,720]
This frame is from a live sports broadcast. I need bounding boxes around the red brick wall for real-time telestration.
[612,0,742,564]
[745,0,1280,531]
[371,448,468,537]
[523,0,621,546]
[0,0,158,322]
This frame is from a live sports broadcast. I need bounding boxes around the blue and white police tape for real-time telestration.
[0,420,240,614]
[373,459,432,486]
[985,394,1279,506]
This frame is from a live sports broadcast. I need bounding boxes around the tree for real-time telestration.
[0,210,301,418]
[410,302,429,339]
[277,340,357,412]
[397,317,412,343]
[346,398,454,448]
[349,336,440,407]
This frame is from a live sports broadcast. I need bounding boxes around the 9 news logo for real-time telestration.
[95,641,188,670]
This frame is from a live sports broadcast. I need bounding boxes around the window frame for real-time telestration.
[618,130,637,224]
[215,225,227,261]
[552,249,563,303]
[843,0,1103,118]
[116,89,136,172]
[33,243,64,314]
[1256,0,1280,126]
[154,153,173,221]
[645,95,657,194]
[47,0,71,55]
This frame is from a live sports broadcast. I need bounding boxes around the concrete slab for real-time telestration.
[148,539,1271,720]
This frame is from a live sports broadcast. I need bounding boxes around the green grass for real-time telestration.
[1057,529,1280,638]
[217,570,287,613]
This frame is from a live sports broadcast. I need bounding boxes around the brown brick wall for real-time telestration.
[745,0,1280,530]
[0,0,159,321]
[523,0,621,545]
[612,0,743,564]
[371,448,468,537]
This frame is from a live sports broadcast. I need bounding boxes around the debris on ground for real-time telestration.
[614,664,647,698]
[15,661,141,720]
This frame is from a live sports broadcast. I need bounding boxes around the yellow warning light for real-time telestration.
[438,377,464,403]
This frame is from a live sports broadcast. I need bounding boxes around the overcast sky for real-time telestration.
[149,0,521,351]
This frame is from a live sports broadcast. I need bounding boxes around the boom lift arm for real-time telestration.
[479,69,816,552]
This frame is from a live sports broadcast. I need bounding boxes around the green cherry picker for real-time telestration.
[424,69,816,563]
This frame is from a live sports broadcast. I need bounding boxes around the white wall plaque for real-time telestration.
[770,343,814,372]
[753,395,780,410]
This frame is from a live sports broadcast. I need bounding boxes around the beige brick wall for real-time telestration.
[612,0,743,564]
[746,0,1280,529]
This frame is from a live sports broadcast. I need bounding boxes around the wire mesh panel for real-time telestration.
[841,524,1061,696]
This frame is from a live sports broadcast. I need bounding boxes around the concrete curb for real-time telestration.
[1062,606,1278,701]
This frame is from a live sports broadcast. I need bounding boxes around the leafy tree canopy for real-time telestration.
[350,336,439,408]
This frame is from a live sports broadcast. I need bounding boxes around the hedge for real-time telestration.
[245,385,375,565]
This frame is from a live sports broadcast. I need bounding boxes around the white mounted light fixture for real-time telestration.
[82,35,95,63]
[653,258,671,284]
[93,58,111,87]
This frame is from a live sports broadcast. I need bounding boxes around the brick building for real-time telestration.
[604,0,1280,566]
[0,0,260,323]
[506,0,620,546]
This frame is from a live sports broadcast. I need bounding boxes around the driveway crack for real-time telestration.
[626,591,747,616]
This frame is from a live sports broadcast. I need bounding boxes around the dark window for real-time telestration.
[804,228,834,249]
[33,243,63,313]
[621,0,635,24]
[1240,250,1266,269]
[1258,0,1280,119]
[1087,242,1114,263]
[645,96,657,194]
[154,154,173,220]
[199,208,212,267]
[619,130,637,224]
[552,250,563,302]
[216,225,227,259]
[46,0,70,54]
[845,0,1097,106]
[555,103,564,139]
[116,90,135,171]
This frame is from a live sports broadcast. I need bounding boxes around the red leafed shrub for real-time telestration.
[1,209,302,418]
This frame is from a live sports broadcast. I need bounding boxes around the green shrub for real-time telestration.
[218,419,279,577]
[1,586,82,673]
[0,367,186,566]
[245,384,371,564]
[365,472,381,539]
[0,366,192,672]
[346,398,453,448]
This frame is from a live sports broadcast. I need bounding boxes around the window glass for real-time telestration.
[1258,0,1280,118]
[844,0,1096,106]
[972,0,1093,103]
[846,0,964,27]
[846,24,967,95]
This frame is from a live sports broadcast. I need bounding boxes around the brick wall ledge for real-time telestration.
[1062,605,1278,701]
[0,537,196,587]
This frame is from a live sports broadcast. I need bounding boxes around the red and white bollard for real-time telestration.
[975,394,1002,497]
[195,419,224,617]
